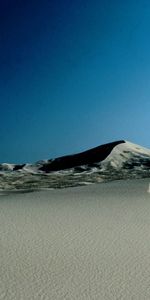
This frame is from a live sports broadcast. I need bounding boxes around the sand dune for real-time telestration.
[0,179,150,299]
[1,140,150,191]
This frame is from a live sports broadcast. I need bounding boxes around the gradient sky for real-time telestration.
[0,0,150,163]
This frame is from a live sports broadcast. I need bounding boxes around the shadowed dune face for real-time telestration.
[13,164,26,171]
[40,140,125,172]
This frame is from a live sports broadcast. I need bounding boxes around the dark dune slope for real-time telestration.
[40,140,125,172]
[13,164,26,171]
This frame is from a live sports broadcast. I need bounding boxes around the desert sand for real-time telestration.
[0,178,150,299]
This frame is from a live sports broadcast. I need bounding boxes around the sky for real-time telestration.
[0,0,150,163]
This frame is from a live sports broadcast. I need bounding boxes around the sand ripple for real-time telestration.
[0,179,150,299]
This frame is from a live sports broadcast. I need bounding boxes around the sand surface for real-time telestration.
[0,178,150,299]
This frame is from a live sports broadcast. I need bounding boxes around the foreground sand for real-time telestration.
[0,179,150,299]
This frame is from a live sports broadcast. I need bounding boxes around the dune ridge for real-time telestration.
[0,140,150,191]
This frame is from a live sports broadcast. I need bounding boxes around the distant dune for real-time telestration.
[40,140,125,172]
[0,140,150,191]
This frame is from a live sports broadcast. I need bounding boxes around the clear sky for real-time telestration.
[0,0,150,163]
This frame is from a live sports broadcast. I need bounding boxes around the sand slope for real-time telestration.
[0,179,150,299]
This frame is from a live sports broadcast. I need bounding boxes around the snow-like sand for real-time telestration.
[0,178,150,299]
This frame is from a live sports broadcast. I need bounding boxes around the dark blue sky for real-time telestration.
[0,0,150,163]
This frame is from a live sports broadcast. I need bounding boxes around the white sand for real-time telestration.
[0,179,150,299]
